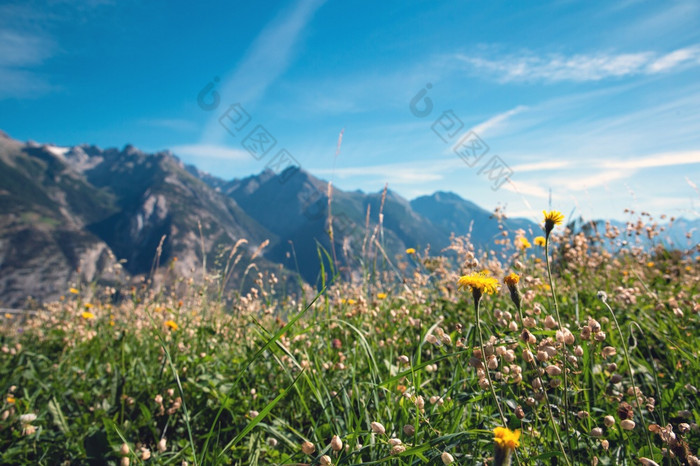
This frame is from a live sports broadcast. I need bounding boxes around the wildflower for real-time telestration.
[69,287,79,294]
[164,320,178,331]
[81,311,95,320]
[330,434,342,451]
[542,210,564,236]
[301,440,315,455]
[84,303,94,309]
[441,451,455,465]
[6,396,15,404]
[534,236,546,247]
[19,413,37,424]
[458,271,499,303]
[370,421,386,435]
[516,236,532,249]
[405,248,416,254]
[377,292,387,300]
[493,427,520,466]
[503,273,522,309]
[620,419,636,430]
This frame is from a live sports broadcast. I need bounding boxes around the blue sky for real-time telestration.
[1,0,699,222]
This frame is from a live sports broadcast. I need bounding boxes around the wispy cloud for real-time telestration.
[601,150,700,169]
[140,118,198,132]
[312,158,459,184]
[0,30,55,99]
[454,45,700,83]
[201,0,326,142]
[172,144,251,161]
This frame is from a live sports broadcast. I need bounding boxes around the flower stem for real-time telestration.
[544,235,574,460]
[600,299,654,456]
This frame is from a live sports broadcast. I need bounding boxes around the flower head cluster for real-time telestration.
[493,427,520,466]
[458,271,499,301]
[503,273,522,309]
[543,210,564,236]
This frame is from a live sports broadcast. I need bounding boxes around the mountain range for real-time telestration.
[0,131,696,306]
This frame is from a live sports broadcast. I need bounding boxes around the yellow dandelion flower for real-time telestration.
[458,271,499,296]
[81,311,95,320]
[84,303,93,309]
[6,395,15,404]
[493,427,521,466]
[503,273,520,286]
[69,288,79,294]
[543,210,564,235]
[4,313,12,319]
[377,292,387,300]
[646,261,654,267]
[405,248,416,254]
[164,320,178,331]
[515,237,531,249]
[534,236,546,247]
[494,427,521,449]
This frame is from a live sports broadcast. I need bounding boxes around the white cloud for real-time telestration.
[602,150,700,169]
[455,45,700,83]
[172,144,251,161]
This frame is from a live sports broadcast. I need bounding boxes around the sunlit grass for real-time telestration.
[0,214,698,465]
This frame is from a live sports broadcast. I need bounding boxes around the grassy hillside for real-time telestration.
[0,211,698,465]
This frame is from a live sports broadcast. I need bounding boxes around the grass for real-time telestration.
[0,213,699,465]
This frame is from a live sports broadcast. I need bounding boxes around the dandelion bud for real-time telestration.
[388,438,402,447]
[330,435,343,451]
[441,451,455,465]
[267,437,278,447]
[508,321,518,332]
[638,458,660,466]
[536,350,549,362]
[594,331,606,342]
[610,373,623,384]
[600,439,609,450]
[603,415,615,427]
[301,441,316,455]
[479,378,491,389]
[403,424,415,436]
[371,422,386,435]
[120,458,130,466]
[120,443,130,456]
[154,394,163,404]
[515,406,525,419]
[320,455,332,466]
[532,377,542,390]
[426,334,439,345]
[544,315,558,329]
[523,349,535,363]
[157,438,167,452]
[588,318,601,333]
[397,355,410,365]
[440,334,452,345]
[545,365,562,376]
[140,448,151,460]
[574,345,584,357]
[620,419,636,430]
[577,410,589,419]
[591,427,603,438]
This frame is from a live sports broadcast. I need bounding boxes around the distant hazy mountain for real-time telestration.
[0,131,696,306]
